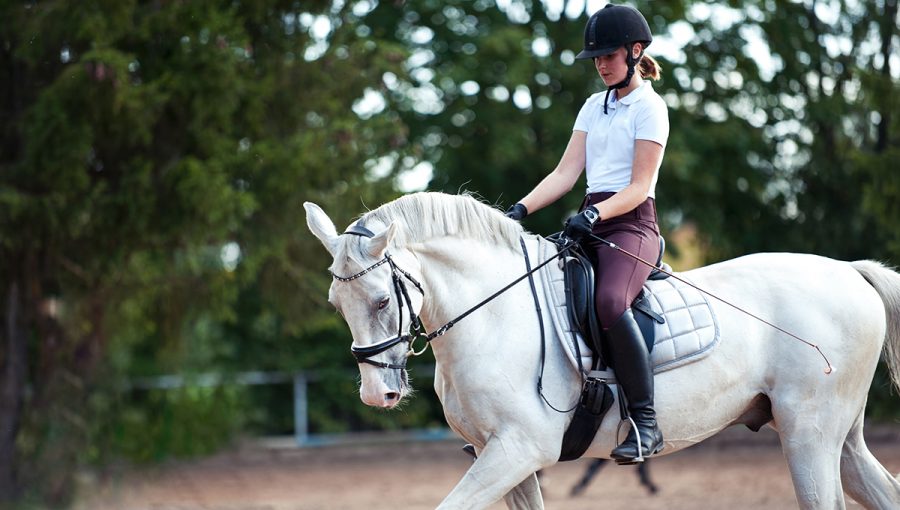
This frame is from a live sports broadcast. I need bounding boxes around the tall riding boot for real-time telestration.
[608,309,664,463]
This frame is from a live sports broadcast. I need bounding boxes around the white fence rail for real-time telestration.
[127,367,447,446]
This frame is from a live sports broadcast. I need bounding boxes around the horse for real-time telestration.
[304,192,900,509]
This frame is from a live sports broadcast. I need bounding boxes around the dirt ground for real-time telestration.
[76,425,900,510]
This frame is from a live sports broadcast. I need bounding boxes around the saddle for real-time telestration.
[550,233,670,361]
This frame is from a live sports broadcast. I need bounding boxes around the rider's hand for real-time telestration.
[564,207,600,241]
[505,203,528,221]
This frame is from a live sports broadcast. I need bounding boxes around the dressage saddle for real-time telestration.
[554,234,670,360]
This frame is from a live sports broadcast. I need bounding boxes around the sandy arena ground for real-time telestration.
[76,425,900,510]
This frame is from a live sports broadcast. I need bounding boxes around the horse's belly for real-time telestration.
[584,349,760,458]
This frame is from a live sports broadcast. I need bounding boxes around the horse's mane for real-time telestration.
[352,192,524,252]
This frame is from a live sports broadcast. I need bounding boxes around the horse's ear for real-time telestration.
[368,222,398,258]
[304,202,339,256]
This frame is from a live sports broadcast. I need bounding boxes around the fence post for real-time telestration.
[293,372,308,446]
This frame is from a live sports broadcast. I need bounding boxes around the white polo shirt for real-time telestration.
[573,81,669,198]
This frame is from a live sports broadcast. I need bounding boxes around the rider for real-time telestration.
[505,4,668,463]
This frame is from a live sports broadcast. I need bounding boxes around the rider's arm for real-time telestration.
[518,130,587,215]
[593,139,663,220]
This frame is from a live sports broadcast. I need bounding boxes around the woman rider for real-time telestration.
[505,4,668,464]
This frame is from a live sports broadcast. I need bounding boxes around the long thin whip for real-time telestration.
[587,233,835,375]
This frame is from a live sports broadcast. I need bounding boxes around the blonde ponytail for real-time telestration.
[639,54,661,81]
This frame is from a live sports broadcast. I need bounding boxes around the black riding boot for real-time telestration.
[608,309,664,464]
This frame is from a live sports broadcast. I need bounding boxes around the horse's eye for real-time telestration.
[377,297,390,310]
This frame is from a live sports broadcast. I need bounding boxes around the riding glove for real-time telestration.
[505,203,528,221]
[564,207,600,241]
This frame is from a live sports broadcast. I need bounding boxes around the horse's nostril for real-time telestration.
[385,392,400,402]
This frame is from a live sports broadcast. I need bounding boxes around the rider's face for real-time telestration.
[593,45,640,86]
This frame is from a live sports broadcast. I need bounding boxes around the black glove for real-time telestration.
[505,203,528,221]
[564,207,600,241]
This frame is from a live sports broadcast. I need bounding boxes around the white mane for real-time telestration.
[337,193,524,263]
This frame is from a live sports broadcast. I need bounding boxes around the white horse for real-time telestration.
[304,192,900,510]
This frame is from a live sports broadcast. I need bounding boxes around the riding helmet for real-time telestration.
[576,4,653,60]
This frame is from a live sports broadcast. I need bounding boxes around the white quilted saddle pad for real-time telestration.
[640,276,720,372]
[526,234,720,374]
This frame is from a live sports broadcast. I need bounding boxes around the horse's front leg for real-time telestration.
[437,434,548,510]
[503,472,543,510]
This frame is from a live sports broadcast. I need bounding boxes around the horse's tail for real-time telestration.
[852,260,900,393]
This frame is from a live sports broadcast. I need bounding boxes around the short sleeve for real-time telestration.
[634,97,669,147]
[573,98,594,132]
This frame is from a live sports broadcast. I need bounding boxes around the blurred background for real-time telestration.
[0,0,898,507]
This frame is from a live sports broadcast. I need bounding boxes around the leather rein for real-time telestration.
[332,222,574,370]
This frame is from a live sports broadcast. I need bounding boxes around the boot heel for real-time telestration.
[614,442,663,465]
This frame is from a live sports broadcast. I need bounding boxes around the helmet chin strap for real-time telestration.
[603,43,641,114]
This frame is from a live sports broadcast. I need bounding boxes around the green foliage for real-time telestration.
[101,386,248,463]
[0,0,410,504]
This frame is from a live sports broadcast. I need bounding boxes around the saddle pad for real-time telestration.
[526,234,720,374]
[640,275,720,373]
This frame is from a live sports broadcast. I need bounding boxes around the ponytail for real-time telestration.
[639,54,661,81]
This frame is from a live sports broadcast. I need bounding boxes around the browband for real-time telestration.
[343,222,375,238]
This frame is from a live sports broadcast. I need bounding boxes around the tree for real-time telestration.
[361,0,898,260]
[0,0,408,503]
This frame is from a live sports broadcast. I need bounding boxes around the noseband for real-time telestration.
[332,223,427,370]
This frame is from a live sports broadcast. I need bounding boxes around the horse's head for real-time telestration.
[304,201,423,409]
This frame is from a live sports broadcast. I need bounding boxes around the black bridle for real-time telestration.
[332,221,575,371]
[331,224,426,370]
[336,255,426,370]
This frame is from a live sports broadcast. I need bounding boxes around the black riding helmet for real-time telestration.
[576,4,653,113]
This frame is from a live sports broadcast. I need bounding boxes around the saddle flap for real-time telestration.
[561,246,604,360]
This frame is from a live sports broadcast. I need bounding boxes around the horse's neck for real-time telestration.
[414,236,581,439]
[414,238,528,358]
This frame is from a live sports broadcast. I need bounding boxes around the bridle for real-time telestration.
[331,223,429,370]
[332,221,575,371]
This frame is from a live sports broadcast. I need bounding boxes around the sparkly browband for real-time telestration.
[330,221,381,281]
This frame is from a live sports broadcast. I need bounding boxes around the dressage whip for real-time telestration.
[585,233,835,375]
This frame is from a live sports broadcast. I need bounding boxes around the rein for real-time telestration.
[332,223,576,370]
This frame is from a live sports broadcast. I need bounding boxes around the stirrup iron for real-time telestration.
[614,417,646,465]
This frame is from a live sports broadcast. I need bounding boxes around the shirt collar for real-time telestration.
[615,80,651,107]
